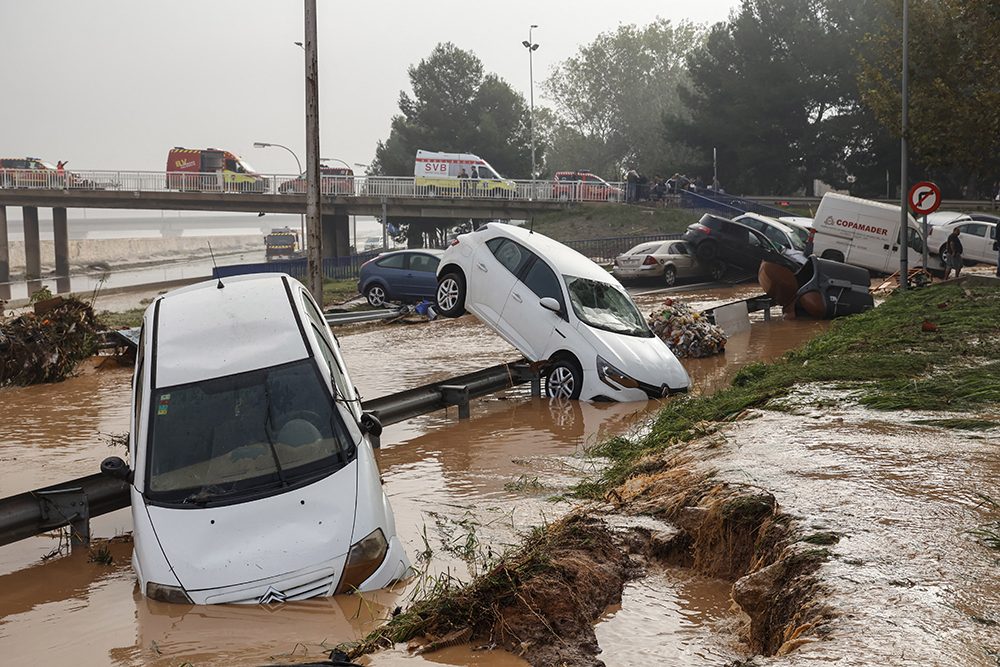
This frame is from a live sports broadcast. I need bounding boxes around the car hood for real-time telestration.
[581,324,689,393]
[144,463,358,593]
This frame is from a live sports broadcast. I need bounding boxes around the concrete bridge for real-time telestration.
[0,172,579,295]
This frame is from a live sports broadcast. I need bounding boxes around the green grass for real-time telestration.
[577,283,1000,497]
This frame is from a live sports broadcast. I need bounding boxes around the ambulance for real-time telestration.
[166,147,268,193]
[811,192,942,274]
[413,149,515,197]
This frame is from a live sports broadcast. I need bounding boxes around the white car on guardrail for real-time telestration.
[434,223,690,401]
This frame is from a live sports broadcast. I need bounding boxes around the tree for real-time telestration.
[541,19,705,180]
[859,0,1000,198]
[372,43,534,179]
[665,0,893,197]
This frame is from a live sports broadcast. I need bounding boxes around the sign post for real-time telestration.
[909,181,941,276]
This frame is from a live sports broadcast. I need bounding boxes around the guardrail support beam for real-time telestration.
[37,488,90,547]
[440,384,471,419]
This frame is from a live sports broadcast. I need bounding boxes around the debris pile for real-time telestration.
[0,296,104,386]
[648,298,726,358]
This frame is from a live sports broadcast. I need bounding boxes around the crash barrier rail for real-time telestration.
[684,189,803,220]
[0,361,540,549]
[0,169,626,204]
[213,252,380,282]
[324,307,407,326]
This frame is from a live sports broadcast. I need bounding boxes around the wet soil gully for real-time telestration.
[2,279,999,666]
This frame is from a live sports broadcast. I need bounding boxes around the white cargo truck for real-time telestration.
[811,192,941,274]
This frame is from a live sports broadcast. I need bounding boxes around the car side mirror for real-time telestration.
[539,297,561,312]
[101,456,133,484]
[360,412,383,438]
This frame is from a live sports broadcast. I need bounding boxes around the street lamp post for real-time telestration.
[522,25,539,183]
[254,141,305,250]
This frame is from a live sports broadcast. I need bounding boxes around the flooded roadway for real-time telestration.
[4,281,996,666]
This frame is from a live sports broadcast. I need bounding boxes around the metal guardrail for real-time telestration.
[0,361,540,549]
[0,168,627,204]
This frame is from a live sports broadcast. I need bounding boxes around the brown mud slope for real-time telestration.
[608,444,833,656]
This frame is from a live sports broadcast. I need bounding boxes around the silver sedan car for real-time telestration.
[612,240,724,286]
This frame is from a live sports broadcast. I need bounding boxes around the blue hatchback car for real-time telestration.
[358,249,444,307]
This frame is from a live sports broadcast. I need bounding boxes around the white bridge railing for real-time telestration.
[0,169,626,204]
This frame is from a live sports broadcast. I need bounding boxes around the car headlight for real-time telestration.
[335,528,389,595]
[145,581,194,604]
[596,356,639,390]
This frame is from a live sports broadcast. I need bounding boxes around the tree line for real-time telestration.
[371,0,1000,201]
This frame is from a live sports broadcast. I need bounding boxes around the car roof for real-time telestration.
[735,212,800,234]
[151,273,309,388]
[926,210,970,225]
[475,223,616,283]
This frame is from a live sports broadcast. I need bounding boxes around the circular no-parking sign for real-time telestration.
[909,181,941,215]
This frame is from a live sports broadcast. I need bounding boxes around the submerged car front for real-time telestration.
[123,274,408,604]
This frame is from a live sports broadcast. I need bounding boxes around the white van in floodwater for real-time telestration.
[811,192,941,274]
[101,273,410,604]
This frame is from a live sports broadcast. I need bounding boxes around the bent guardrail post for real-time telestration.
[0,473,129,548]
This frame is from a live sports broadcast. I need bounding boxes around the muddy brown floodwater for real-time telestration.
[14,280,952,667]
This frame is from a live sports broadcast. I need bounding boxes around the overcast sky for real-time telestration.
[2,1,737,176]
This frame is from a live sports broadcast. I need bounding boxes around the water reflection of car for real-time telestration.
[278,165,354,194]
[434,223,689,401]
[100,273,410,605]
[612,239,725,285]
[358,249,443,307]
[682,214,803,273]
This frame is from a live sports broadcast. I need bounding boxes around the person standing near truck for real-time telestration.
[944,228,963,279]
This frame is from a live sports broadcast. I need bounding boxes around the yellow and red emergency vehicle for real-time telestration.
[166,147,268,193]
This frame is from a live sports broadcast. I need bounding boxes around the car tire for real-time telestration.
[709,260,726,281]
[938,243,948,257]
[663,266,677,287]
[545,358,583,400]
[365,284,387,308]
[821,250,845,263]
[436,272,466,318]
[695,240,719,262]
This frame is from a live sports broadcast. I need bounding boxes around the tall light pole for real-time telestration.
[254,141,304,248]
[522,25,539,182]
[303,0,322,304]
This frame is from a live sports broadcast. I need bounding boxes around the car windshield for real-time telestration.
[783,225,810,250]
[145,359,355,505]
[565,276,652,337]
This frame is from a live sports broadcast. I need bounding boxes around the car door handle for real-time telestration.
[476,262,488,273]
[511,292,523,303]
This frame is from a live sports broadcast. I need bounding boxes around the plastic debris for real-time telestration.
[648,298,727,358]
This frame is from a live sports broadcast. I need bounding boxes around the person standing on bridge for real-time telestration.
[56,161,67,188]
[458,167,469,196]
[470,166,479,196]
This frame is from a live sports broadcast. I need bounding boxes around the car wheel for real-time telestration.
[663,266,677,287]
[695,240,719,262]
[709,260,726,281]
[365,284,387,308]
[436,272,466,318]
[938,243,948,257]
[545,358,583,400]
[821,250,845,263]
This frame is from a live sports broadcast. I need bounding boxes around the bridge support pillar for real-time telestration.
[23,206,41,281]
[321,208,350,258]
[0,206,10,301]
[53,207,70,294]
